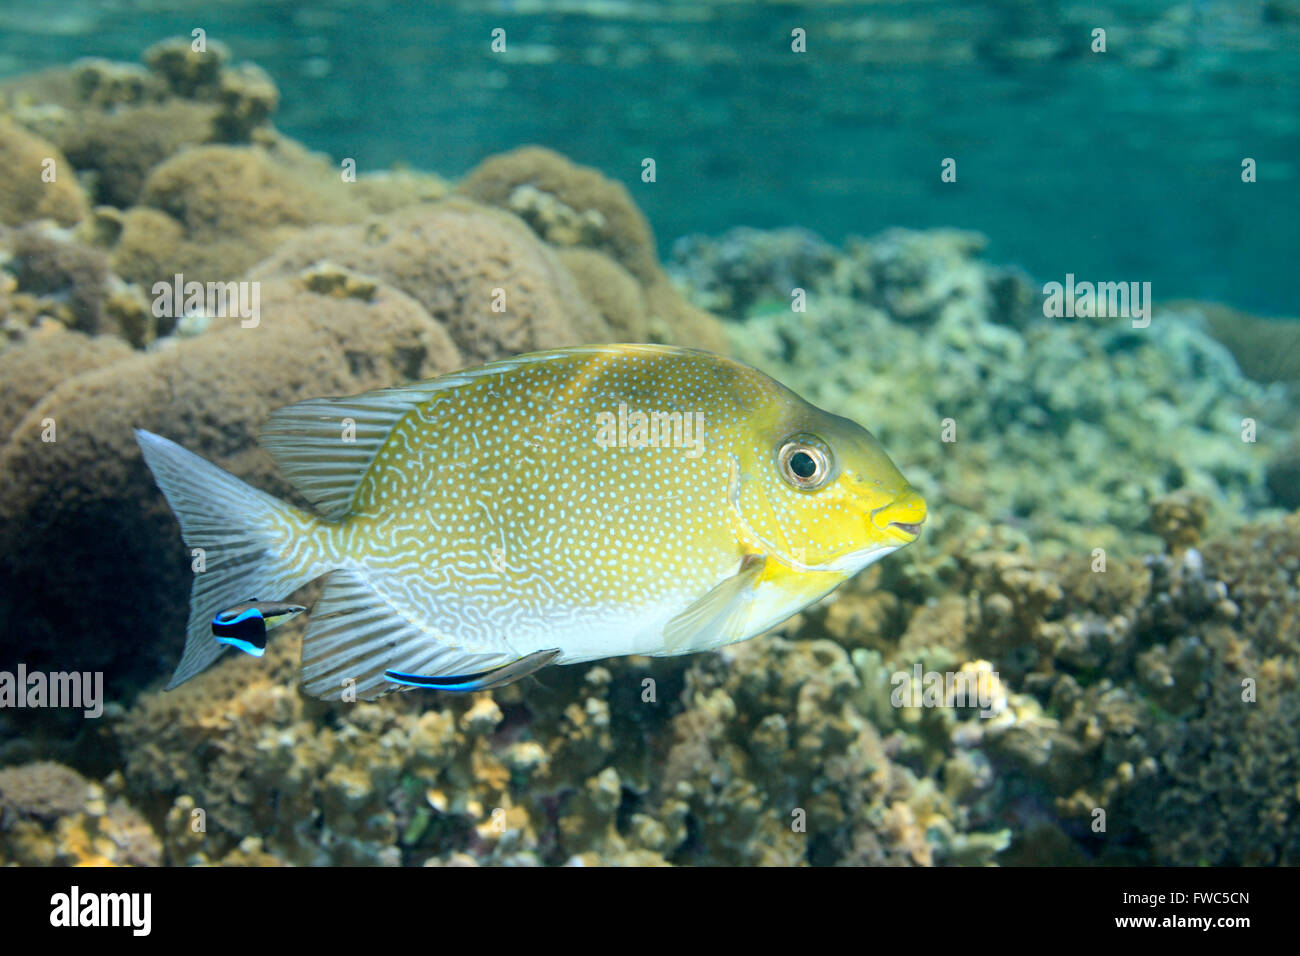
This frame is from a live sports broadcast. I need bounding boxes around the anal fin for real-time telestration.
[386,648,560,692]
[301,568,510,700]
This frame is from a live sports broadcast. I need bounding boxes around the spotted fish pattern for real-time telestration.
[136,344,926,700]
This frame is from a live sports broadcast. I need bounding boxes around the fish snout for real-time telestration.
[870,489,927,542]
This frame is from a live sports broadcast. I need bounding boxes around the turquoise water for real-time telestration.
[1,0,1296,315]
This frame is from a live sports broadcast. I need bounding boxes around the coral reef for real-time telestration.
[1,40,1297,869]
[460,146,659,283]
[669,227,838,320]
[811,504,1300,865]
[0,37,452,338]
[0,762,160,866]
[3,223,110,334]
[100,611,1007,866]
[107,138,450,292]
[0,761,89,822]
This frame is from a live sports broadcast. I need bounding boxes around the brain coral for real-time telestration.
[555,248,649,342]
[459,146,660,283]
[59,100,222,208]
[458,147,727,352]
[4,223,111,334]
[107,140,452,291]
[0,117,88,227]
[249,199,611,363]
[0,325,132,438]
[111,145,374,288]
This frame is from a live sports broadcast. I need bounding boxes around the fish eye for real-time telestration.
[777,436,833,490]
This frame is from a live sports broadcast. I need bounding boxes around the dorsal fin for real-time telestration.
[261,346,704,520]
[257,349,599,520]
[259,381,443,519]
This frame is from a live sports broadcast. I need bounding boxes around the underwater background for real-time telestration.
[0,0,1297,866]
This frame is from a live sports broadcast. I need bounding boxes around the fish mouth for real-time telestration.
[870,490,928,543]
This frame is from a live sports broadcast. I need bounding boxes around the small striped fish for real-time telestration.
[137,344,926,700]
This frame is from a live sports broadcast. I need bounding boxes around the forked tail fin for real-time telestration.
[134,429,326,688]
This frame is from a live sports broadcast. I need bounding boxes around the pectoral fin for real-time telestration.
[661,554,766,655]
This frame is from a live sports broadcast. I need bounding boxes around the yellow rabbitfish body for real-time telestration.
[136,344,926,700]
